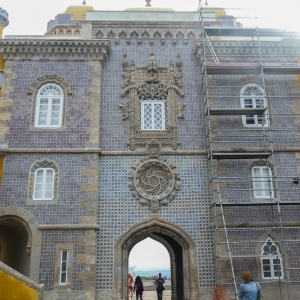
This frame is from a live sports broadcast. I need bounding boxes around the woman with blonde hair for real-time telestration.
[238,270,262,300]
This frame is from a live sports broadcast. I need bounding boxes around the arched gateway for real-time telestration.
[114,217,200,300]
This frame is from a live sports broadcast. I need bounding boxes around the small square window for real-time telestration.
[140,101,167,130]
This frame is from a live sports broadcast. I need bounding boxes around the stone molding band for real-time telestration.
[0,39,111,61]
[38,224,99,230]
[2,148,300,155]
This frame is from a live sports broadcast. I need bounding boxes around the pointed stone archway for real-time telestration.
[114,217,200,300]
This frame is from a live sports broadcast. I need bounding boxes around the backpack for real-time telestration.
[157,278,164,290]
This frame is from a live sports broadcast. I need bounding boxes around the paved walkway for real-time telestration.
[129,290,171,300]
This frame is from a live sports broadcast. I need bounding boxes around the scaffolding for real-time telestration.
[200,3,300,300]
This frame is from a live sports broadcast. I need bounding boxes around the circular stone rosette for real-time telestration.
[128,157,180,210]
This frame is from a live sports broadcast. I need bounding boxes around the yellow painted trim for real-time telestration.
[0,157,3,183]
[0,270,38,300]
[65,5,94,20]
[0,26,3,39]
[203,7,226,19]
[0,54,4,70]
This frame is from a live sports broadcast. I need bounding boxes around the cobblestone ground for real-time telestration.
[130,290,171,300]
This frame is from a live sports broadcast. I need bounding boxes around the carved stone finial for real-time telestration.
[145,0,151,7]
[130,60,135,72]
[146,139,161,158]
[122,53,128,72]
[147,53,158,73]
[176,54,182,72]
[169,61,174,72]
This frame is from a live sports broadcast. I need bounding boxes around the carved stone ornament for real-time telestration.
[128,147,181,212]
[120,53,185,151]
[28,74,72,95]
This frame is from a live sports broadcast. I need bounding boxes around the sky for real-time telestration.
[129,238,170,271]
[1,0,300,36]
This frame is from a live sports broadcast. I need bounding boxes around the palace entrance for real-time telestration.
[114,217,200,300]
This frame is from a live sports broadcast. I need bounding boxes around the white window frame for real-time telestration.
[252,166,274,199]
[60,250,68,285]
[140,100,166,130]
[33,168,55,200]
[240,84,268,128]
[34,83,64,128]
[260,238,284,280]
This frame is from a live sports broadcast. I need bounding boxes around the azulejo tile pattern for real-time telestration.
[40,230,85,291]
[97,155,214,290]
[6,61,91,148]
[0,153,88,224]
[100,39,205,151]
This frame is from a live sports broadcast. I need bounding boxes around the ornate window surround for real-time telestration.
[28,74,72,131]
[120,53,185,151]
[27,159,59,205]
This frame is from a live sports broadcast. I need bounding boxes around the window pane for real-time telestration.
[263,272,272,277]
[244,99,253,108]
[61,262,67,272]
[34,190,43,199]
[142,103,152,129]
[61,273,66,283]
[62,251,68,261]
[154,103,163,129]
[245,115,255,124]
[263,265,271,271]
[262,259,270,264]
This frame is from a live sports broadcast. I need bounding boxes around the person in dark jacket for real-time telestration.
[155,273,165,300]
[134,276,144,300]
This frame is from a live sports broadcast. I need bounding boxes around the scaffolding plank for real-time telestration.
[212,201,300,206]
[205,63,300,75]
[212,152,271,159]
[207,108,267,116]
[204,27,256,37]
[204,27,298,37]
[205,63,260,75]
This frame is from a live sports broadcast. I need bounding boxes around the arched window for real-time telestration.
[252,166,273,198]
[260,237,284,279]
[34,84,64,128]
[33,168,55,200]
[27,159,59,204]
[240,84,268,127]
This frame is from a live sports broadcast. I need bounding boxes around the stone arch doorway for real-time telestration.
[114,217,200,300]
[0,207,41,281]
[0,216,30,276]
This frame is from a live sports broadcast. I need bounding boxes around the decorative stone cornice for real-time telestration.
[92,26,199,45]
[38,224,99,230]
[0,39,111,61]
[0,148,102,153]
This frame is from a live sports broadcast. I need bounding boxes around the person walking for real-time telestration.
[155,273,165,300]
[134,276,144,300]
[238,270,262,300]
